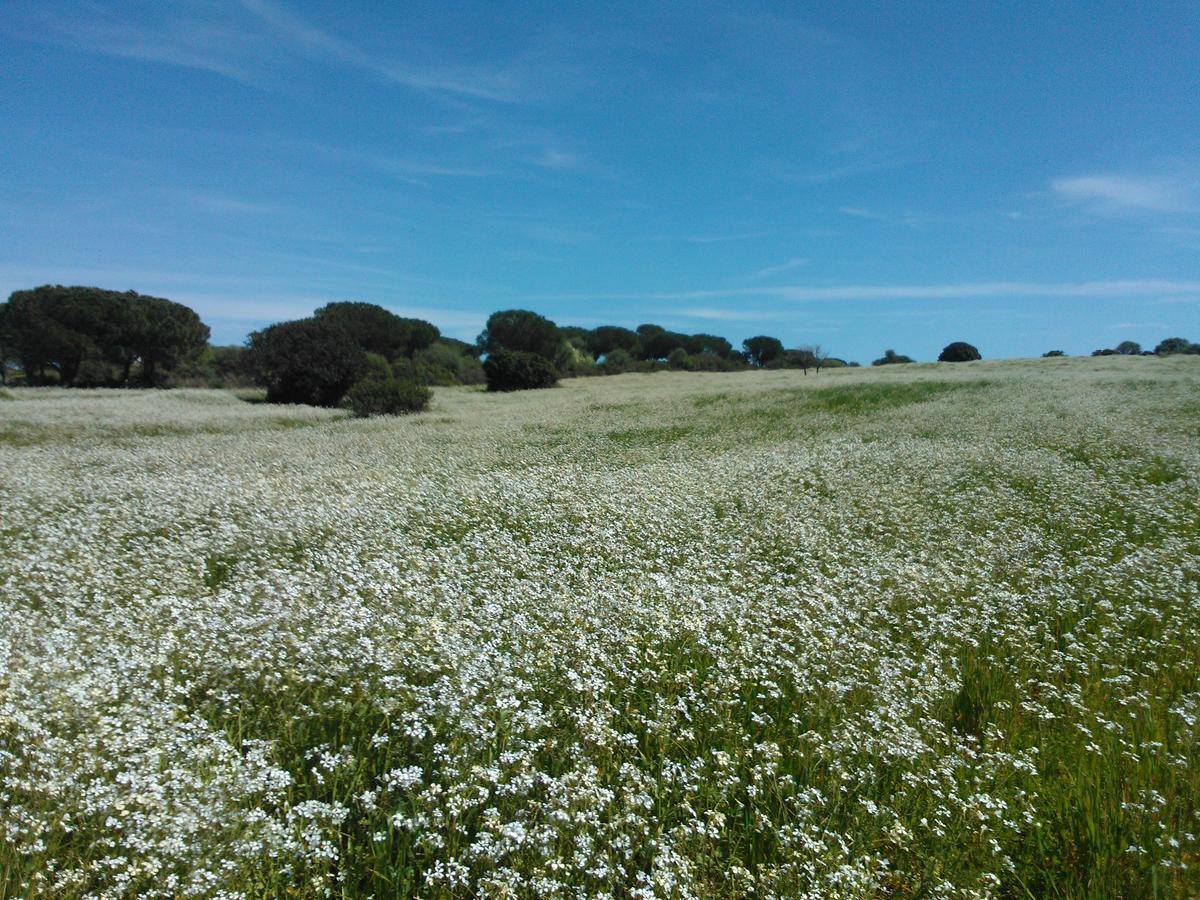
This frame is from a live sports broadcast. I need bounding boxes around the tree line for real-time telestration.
[4,285,1195,416]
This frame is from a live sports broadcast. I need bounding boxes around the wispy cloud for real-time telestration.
[1051,172,1198,213]
[837,206,884,219]
[534,279,1200,304]
[649,231,770,244]
[679,307,780,321]
[748,257,810,279]
[173,190,283,216]
[10,0,555,103]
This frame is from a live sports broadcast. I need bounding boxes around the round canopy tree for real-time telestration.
[938,341,982,362]
[248,318,367,407]
[477,310,561,361]
[314,302,439,360]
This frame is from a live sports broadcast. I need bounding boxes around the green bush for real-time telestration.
[345,376,431,417]
[938,341,981,362]
[248,318,367,407]
[483,350,558,391]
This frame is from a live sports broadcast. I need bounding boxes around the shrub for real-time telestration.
[345,376,431,417]
[1043,350,1066,357]
[483,350,558,391]
[667,348,693,370]
[938,341,981,362]
[600,348,637,375]
[248,318,367,407]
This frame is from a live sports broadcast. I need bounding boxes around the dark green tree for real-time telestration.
[1154,336,1198,355]
[742,335,784,367]
[0,286,208,385]
[587,326,642,360]
[248,318,367,406]
[938,341,981,362]
[478,310,561,361]
[1115,340,1142,355]
[314,302,439,360]
[636,324,686,360]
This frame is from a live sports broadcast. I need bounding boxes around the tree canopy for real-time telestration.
[478,310,562,360]
[248,318,367,407]
[938,341,982,362]
[0,285,209,385]
[313,302,439,360]
[742,335,785,367]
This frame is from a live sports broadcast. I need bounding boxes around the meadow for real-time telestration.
[1,356,1197,898]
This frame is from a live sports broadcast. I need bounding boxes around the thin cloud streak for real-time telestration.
[534,279,1200,304]
[748,257,810,279]
[1052,173,1198,213]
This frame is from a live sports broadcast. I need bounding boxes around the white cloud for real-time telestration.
[748,257,810,279]
[536,279,1200,304]
[1051,173,1197,213]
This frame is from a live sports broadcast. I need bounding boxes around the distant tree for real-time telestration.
[314,302,439,360]
[872,349,915,366]
[684,333,735,359]
[1091,348,1118,356]
[938,341,981,362]
[1154,336,1199,355]
[799,344,828,373]
[636,324,686,360]
[743,335,785,367]
[1042,350,1066,357]
[587,326,642,360]
[483,350,559,391]
[1115,340,1142,355]
[248,318,367,407]
[478,310,561,361]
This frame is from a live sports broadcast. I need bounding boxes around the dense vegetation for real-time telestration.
[0,285,209,386]
[0,356,1197,897]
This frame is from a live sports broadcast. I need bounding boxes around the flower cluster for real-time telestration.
[1,357,1197,897]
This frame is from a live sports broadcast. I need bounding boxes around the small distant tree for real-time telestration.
[248,318,367,406]
[483,350,559,391]
[1154,336,1199,355]
[873,349,915,366]
[1043,350,1066,357]
[938,341,981,362]
[1091,348,1118,356]
[743,335,784,367]
[799,344,828,373]
[1115,340,1142,355]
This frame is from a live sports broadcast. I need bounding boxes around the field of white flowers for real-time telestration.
[1,356,1197,898]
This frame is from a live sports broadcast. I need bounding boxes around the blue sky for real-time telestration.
[1,1,1198,362]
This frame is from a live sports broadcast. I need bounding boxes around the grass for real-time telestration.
[1,356,1198,897]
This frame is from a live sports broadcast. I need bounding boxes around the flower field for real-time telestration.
[1,357,1198,898]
